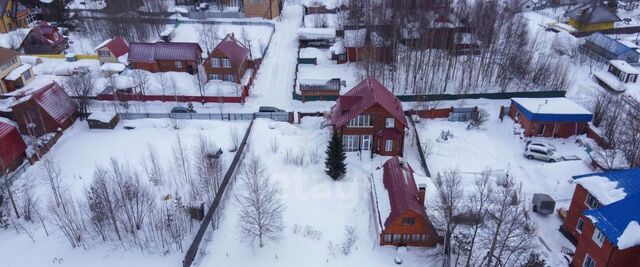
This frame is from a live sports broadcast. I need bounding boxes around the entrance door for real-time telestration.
[537,124,546,136]
[361,135,372,150]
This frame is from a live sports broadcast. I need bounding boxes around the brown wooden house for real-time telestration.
[20,22,68,54]
[94,37,129,65]
[0,46,34,93]
[0,0,33,33]
[128,42,202,74]
[327,76,407,156]
[243,0,280,19]
[203,33,249,83]
[10,82,77,137]
[343,28,394,64]
[372,157,439,247]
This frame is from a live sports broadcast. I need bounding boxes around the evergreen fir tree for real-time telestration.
[325,130,347,180]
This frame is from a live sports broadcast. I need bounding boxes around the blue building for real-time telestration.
[584,33,640,63]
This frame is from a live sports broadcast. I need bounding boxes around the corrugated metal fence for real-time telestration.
[116,112,291,122]
[293,90,567,102]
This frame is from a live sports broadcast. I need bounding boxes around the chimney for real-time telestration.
[418,183,426,206]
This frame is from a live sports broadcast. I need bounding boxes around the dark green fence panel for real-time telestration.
[293,90,566,102]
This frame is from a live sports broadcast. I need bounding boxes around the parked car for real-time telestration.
[524,142,560,162]
[258,106,285,113]
[170,107,196,114]
[532,193,555,215]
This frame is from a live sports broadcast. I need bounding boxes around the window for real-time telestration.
[385,117,395,128]
[385,139,393,152]
[342,135,358,151]
[209,74,221,80]
[21,70,31,81]
[583,254,596,267]
[226,74,235,82]
[592,228,605,247]
[576,218,585,234]
[1,57,16,70]
[392,234,401,242]
[175,61,182,68]
[98,50,110,57]
[402,217,415,225]
[347,114,373,127]
[383,234,391,242]
[585,193,601,209]
[210,58,221,67]
[222,58,231,68]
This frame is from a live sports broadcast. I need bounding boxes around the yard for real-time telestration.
[296,47,363,95]
[412,102,595,266]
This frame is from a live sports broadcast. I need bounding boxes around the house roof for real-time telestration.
[25,22,67,48]
[211,34,249,67]
[586,33,637,57]
[583,194,640,248]
[0,117,26,168]
[573,168,640,199]
[511,97,593,123]
[566,3,621,24]
[128,42,202,63]
[0,0,29,19]
[0,46,19,65]
[15,82,77,126]
[381,157,429,229]
[95,37,129,58]
[330,76,407,128]
[610,60,639,74]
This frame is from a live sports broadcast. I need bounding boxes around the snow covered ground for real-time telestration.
[196,117,441,267]
[171,23,273,59]
[296,47,363,94]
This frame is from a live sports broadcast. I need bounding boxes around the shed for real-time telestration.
[94,37,129,65]
[584,33,640,63]
[566,3,620,32]
[298,28,336,47]
[0,117,26,172]
[508,98,593,137]
[87,111,119,129]
[10,82,78,137]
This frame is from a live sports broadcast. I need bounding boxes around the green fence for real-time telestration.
[292,90,566,102]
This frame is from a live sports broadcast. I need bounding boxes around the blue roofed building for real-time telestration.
[561,169,640,267]
[583,33,640,63]
[508,97,593,138]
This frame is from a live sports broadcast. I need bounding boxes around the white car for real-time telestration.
[524,141,561,162]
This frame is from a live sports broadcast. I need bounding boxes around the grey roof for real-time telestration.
[566,3,621,24]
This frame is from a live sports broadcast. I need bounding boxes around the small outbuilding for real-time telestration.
[584,33,640,63]
[87,111,119,129]
[0,117,26,173]
[593,60,639,92]
[565,2,620,32]
[509,97,593,138]
[94,37,129,65]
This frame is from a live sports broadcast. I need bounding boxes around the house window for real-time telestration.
[1,57,16,70]
[226,74,235,82]
[392,234,401,242]
[209,74,221,80]
[210,58,221,67]
[592,228,605,247]
[585,193,601,209]
[175,61,182,68]
[342,135,358,152]
[347,114,373,127]
[385,139,393,152]
[576,218,585,233]
[98,50,110,57]
[222,58,231,68]
[383,234,391,242]
[21,70,31,81]
[402,217,415,225]
[385,117,395,128]
[583,254,596,267]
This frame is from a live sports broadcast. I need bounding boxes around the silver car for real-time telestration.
[524,142,560,162]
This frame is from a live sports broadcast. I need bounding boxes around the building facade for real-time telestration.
[20,22,69,54]
[508,98,593,138]
[203,34,249,83]
[95,37,129,65]
[128,42,202,74]
[10,82,77,137]
[0,0,33,33]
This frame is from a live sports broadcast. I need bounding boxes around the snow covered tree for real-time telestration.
[324,130,346,180]
[235,155,284,248]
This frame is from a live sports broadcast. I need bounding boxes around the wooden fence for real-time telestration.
[183,119,254,267]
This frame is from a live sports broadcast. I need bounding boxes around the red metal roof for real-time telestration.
[0,118,26,169]
[382,157,428,228]
[330,76,407,128]
[31,82,77,126]
[128,42,202,63]
[96,37,129,58]
[211,34,249,67]
[30,22,67,47]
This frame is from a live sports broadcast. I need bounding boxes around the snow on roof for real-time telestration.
[19,55,42,66]
[4,64,30,81]
[329,40,345,55]
[94,38,112,51]
[575,175,627,205]
[381,157,429,229]
[88,111,116,123]
[128,42,202,63]
[241,68,253,86]
[113,75,135,90]
[594,71,626,91]
[297,28,336,40]
[586,33,637,57]
[618,221,640,250]
[511,97,593,123]
[610,60,639,74]
[566,3,621,24]
[211,34,250,67]
[0,97,16,112]
[343,29,367,48]
[100,63,126,72]
[94,37,129,58]
[372,167,391,230]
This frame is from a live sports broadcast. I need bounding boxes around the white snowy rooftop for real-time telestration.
[610,60,639,74]
[575,175,627,205]
[512,97,592,115]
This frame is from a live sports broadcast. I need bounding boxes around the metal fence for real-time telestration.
[116,112,290,122]
[183,119,254,267]
[407,115,431,177]
[293,90,567,102]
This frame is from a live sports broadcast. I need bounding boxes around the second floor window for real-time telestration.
[385,117,395,128]
[402,217,415,226]
[592,228,605,247]
[226,74,235,82]
[175,61,182,68]
[211,58,220,67]
[585,193,601,209]
[1,57,16,71]
[222,58,231,68]
[576,218,585,233]
[98,50,110,57]
[347,114,373,127]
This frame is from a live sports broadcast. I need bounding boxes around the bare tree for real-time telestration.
[194,135,224,204]
[65,73,96,120]
[130,70,151,96]
[463,169,494,266]
[48,194,87,249]
[198,24,220,54]
[41,158,64,208]
[140,144,164,186]
[235,155,285,247]
[589,91,613,128]
[433,170,465,262]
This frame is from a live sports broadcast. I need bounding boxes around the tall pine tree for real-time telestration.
[325,130,347,180]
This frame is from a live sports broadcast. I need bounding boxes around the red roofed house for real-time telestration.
[203,34,250,83]
[0,118,26,173]
[20,22,69,54]
[128,42,202,74]
[327,76,407,156]
[94,37,129,65]
[373,157,439,247]
[10,82,77,137]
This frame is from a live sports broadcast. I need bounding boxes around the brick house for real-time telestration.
[0,117,26,173]
[94,37,129,65]
[128,42,202,74]
[0,46,33,93]
[243,0,280,19]
[0,0,33,33]
[328,76,407,156]
[20,22,68,54]
[9,82,77,137]
[372,157,439,247]
[202,34,250,83]
[508,98,593,138]
[561,169,640,267]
